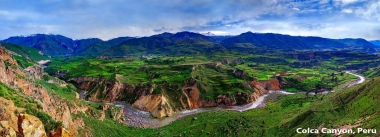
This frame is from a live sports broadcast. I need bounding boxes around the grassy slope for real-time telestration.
[137,77,380,137]
[77,37,132,56]
[46,51,371,93]
[1,43,48,68]
[39,50,380,136]
[70,75,380,137]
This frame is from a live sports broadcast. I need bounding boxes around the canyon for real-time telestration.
[68,73,282,118]
[0,31,375,136]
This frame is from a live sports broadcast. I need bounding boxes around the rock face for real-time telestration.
[18,114,47,137]
[69,76,175,118]
[180,79,218,108]
[0,46,88,136]
[253,78,281,90]
[68,77,146,103]
[132,94,173,118]
[0,102,49,137]
[249,77,281,101]
[0,121,17,137]
[181,86,201,109]
[0,98,21,137]
[24,65,45,80]
[217,95,236,106]
[48,126,70,137]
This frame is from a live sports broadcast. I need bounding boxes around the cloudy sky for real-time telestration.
[0,0,379,40]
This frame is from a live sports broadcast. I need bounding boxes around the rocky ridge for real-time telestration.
[0,45,92,136]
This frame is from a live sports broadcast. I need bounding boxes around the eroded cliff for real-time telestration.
[0,46,91,136]
[68,67,283,118]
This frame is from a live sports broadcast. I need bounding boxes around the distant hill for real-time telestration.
[77,37,133,56]
[2,34,76,57]
[296,36,346,49]
[221,32,376,53]
[102,31,225,56]
[221,32,312,50]
[335,38,377,53]
[2,34,108,57]
[1,32,377,57]
[371,40,380,47]
[73,38,103,53]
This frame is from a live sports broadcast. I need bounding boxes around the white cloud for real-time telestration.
[0,0,378,40]
[0,9,42,21]
[0,10,10,15]
[334,0,361,6]
[342,9,353,13]
[354,1,380,20]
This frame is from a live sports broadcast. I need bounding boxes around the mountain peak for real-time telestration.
[172,31,207,38]
[153,32,173,37]
[201,32,216,36]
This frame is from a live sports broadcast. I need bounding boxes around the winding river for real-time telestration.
[80,71,366,128]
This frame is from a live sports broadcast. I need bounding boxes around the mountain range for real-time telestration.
[1,32,380,136]
[2,34,100,56]
[371,40,380,47]
[1,32,377,57]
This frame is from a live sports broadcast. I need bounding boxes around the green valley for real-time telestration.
[2,1,380,136]
[1,31,380,137]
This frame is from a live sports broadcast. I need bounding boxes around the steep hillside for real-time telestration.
[221,32,312,50]
[77,37,133,56]
[3,34,76,57]
[45,49,378,119]
[0,45,129,136]
[208,36,233,42]
[143,74,380,137]
[50,58,277,118]
[336,38,377,53]
[2,35,106,57]
[0,45,83,135]
[337,38,375,47]
[102,32,224,56]
[73,38,103,53]
[297,36,346,48]
[1,42,48,68]
[370,40,380,47]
